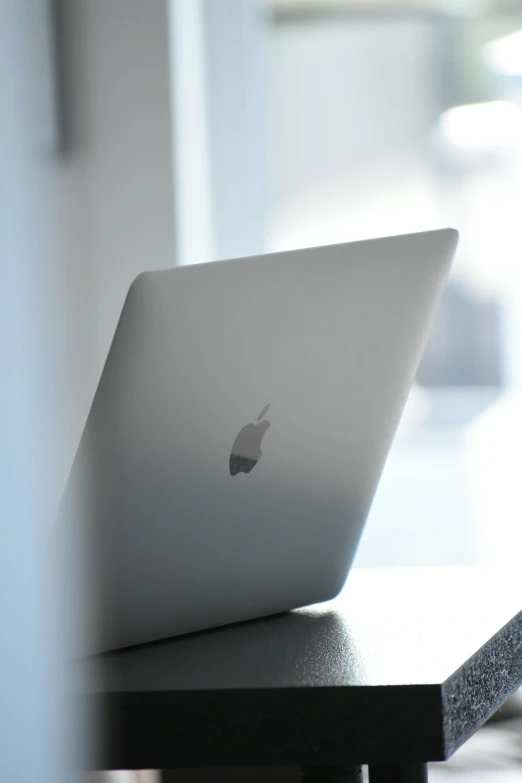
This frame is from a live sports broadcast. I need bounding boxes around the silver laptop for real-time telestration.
[62,229,458,654]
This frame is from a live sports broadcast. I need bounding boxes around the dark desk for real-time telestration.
[80,567,522,782]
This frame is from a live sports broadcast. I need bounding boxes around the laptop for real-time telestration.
[61,229,458,654]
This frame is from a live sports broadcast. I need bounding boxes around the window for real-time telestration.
[171,0,522,566]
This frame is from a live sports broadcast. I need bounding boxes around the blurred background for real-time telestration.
[51,0,522,570]
[173,0,522,572]
[3,1,522,781]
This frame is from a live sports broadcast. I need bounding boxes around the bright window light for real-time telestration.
[438,101,522,151]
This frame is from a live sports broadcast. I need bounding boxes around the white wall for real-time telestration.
[55,0,176,483]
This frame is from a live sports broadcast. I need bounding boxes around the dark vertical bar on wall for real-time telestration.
[49,0,70,154]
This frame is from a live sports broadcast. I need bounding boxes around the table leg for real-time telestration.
[368,764,428,783]
[300,767,363,783]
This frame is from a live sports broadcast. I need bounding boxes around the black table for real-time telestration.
[80,567,522,782]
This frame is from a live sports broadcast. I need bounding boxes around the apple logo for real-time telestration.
[229,404,271,477]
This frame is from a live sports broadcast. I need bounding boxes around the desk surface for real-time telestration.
[80,567,522,770]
